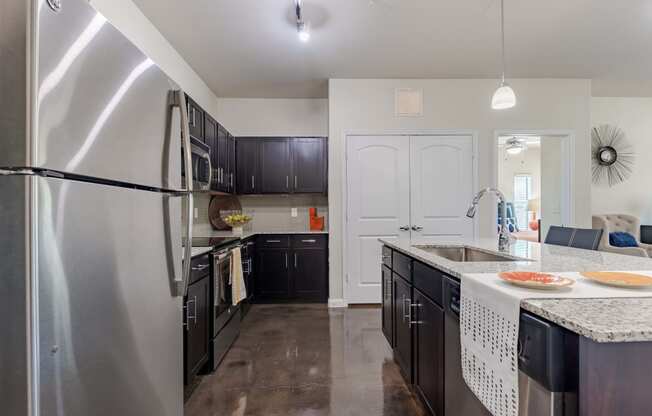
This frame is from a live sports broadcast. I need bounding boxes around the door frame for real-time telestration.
[492,129,575,239]
[341,129,479,305]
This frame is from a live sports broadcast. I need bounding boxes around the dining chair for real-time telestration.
[544,226,576,247]
[569,228,603,250]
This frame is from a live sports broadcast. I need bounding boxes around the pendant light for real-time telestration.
[295,0,310,42]
[491,0,516,110]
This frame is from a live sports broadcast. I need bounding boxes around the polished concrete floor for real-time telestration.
[185,304,427,416]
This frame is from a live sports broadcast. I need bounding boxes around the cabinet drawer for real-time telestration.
[291,234,327,249]
[382,245,392,268]
[258,235,290,248]
[190,253,211,284]
[392,251,412,282]
[413,261,444,306]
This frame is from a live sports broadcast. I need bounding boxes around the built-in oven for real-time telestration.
[181,136,211,191]
[203,244,242,372]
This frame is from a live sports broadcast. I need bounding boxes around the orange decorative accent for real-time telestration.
[529,220,539,231]
[580,272,652,288]
[499,271,575,289]
[309,207,324,231]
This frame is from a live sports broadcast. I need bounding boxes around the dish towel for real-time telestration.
[460,271,652,416]
[230,247,246,306]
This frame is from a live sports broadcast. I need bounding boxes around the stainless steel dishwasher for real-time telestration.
[443,277,491,416]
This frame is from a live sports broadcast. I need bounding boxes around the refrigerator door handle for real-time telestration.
[173,90,193,297]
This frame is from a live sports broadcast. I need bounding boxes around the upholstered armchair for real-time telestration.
[592,214,652,257]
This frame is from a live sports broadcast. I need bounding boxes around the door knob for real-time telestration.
[411,225,423,231]
[399,225,410,231]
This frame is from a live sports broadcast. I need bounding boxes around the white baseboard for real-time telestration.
[328,298,348,308]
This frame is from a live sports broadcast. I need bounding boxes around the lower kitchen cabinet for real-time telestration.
[255,234,328,303]
[413,289,445,416]
[184,275,210,386]
[256,248,291,300]
[393,274,413,383]
[382,265,393,346]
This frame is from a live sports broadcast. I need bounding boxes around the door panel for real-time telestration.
[185,277,210,384]
[292,138,325,193]
[393,274,412,383]
[236,138,259,194]
[260,139,291,193]
[292,249,327,301]
[410,136,474,244]
[256,249,290,299]
[382,265,393,346]
[217,126,229,192]
[414,291,445,416]
[36,177,182,416]
[346,136,410,303]
[34,1,181,189]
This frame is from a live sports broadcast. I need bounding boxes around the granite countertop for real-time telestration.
[380,238,652,343]
[198,230,329,240]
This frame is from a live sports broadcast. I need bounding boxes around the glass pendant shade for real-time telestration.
[492,81,516,110]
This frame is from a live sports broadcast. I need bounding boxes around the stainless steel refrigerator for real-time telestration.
[1,0,194,415]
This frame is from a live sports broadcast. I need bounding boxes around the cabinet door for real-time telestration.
[227,133,236,193]
[260,139,291,193]
[291,138,325,193]
[382,265,393,346]
[393,274,413,383]
[414,290,445,416]
[292,249,327,301]
[184,276,210,385]
[236,138,259,194]
[186,97,204,141]
[217,126,229,192]
[256,249,290,300]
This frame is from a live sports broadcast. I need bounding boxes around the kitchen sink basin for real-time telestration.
[413,245,527,262]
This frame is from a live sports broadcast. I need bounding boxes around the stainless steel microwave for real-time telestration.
[182,137,211,191]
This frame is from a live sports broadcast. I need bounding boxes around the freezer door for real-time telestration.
[34,0,182,190]
[36,177,183,416]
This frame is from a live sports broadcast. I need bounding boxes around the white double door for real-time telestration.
[346,134,475,303]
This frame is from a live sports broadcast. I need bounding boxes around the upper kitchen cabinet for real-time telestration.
[292,138,326,194]
[260,138,292,193]
[235,137,328,195]
[216,125,230,193]
[204,115,218,191]
[186,96,204,141]
[236,138,260,194]
[227,133,236,193]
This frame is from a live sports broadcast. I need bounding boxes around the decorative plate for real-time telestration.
[580,271,652,288]
[499,271,575,290]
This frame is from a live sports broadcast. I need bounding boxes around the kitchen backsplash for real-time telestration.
[191,194,328,235]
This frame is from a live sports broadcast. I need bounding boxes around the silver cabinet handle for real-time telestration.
[411,225,423,232]
[286,175,289,189]
[294,175,298,189]
[184,296,197,330]
[302,239,316,243]
[230,173,233,187]
[399,225,410,231]
[294,252,298,268]
[191,264,209,271]
[409,302,422,327]
[401,295,406,322]
[285,252,288,269]
[266,239,281,243]
[381,255,391,261]
[251,175,255,190]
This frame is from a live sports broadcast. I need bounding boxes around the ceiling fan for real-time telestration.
[504,137,527,155]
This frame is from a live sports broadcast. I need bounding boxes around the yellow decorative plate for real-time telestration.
[580,271,652,288]
[499,271,575,290]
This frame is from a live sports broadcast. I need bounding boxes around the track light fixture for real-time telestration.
[295,0,310,42]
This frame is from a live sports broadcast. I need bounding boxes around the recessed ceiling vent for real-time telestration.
[395,88,423,117]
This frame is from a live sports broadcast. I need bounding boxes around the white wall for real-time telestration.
[497,144,541,203]
[89,0,219,116]
[216,98,328,136]
[591,97,652,223]
[329,78,592,302]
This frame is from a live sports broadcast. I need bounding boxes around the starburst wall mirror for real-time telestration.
[591,124,635,187]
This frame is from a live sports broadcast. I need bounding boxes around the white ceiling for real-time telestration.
[132,0,652,98]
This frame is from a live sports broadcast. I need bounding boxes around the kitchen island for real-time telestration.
[379,238,652,416]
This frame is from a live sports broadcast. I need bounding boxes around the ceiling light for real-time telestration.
[295,0,310,42]
[491,0,516,110]
[505,137,526,155]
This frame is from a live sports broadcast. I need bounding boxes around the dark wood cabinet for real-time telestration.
[256,249,291,300]
[215,125,229,192]
[227,133,236,193]
[393,274,413,383]
[413,289,445,416]
[204,115,218,191]
[184,275,210,386]
[382,265,393,346]
[236,138,260,194]
[255,234,328,303]
[292,248,328,301]
[260,138,292,193]
[291,138,326,193]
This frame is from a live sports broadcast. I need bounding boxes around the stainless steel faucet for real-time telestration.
[466,187,514,252]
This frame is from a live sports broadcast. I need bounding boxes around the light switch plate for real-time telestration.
[194,207,199,219]
[291,208,298,217]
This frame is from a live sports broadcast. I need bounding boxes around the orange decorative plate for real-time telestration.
[580,272,652,288]
[499,271,575,290]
